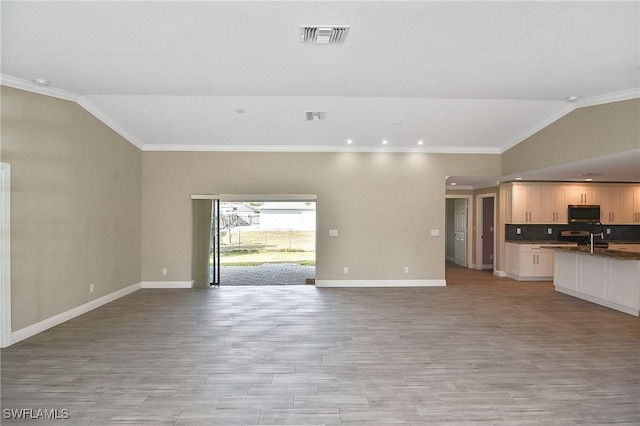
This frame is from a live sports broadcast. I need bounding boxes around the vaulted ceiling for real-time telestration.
[2,1,639,181]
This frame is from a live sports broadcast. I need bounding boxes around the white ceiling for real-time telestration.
[2,1,639,180]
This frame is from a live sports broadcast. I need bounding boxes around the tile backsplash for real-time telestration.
[505,224,640,242]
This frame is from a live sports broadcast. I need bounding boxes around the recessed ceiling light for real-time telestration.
[417,140,424,145]
[450,182,457,186]
[392,120,402,125]
[567,96,579,101]
[515,177,523,180]
[346,139,352,144]
[34,78,49,86]
[584,178,593,182]
[382,140,388,145]
[235,108,245,114]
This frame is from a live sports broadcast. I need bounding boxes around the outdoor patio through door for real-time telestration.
[193,194,317,286]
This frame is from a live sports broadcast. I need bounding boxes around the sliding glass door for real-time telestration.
[210,199,220,285]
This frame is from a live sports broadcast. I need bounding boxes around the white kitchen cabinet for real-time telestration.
[566,185,599,205]
[554,249,640,316]
[600,185,635,224]
[505,243,556,281]
[506,183,566,224]
[634,187,640,224]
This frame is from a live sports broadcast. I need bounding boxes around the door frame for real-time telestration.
[445,194,473,269]
[1,163,11,348]
[191,194,318,285]
[475,193,497,271]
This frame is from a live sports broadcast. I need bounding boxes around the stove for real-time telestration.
[559,230,608,248]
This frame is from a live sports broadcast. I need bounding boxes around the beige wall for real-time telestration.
[141,152,500,283]
[1,87,142,331]
[502,99,640,175]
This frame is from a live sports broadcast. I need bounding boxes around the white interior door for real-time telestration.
[454,198,467,267]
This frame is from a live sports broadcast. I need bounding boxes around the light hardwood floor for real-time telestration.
[2,263,639,424]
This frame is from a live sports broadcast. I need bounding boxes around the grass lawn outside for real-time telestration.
[217,228,316,266]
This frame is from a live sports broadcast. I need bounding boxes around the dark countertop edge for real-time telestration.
[505,241,640,245]
[542,246,640,261]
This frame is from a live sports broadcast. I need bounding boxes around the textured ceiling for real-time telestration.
[1,1,639,168]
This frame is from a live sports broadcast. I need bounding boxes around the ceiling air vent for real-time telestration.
[306,111,327,121]
[300,26,350,44]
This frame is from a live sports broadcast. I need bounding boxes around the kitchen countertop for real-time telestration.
[506,240,640,245]
[542,245,640,260]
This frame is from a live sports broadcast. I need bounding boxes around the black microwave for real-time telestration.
[568,205,600,223]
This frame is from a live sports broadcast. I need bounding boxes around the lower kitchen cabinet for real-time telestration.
[505,243,562,281]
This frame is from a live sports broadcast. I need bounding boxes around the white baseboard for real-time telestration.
[10,282,142,346]
[315,279,446,288]
[555,286,639,317]
[494,269,507,277]
[141,281,194,289]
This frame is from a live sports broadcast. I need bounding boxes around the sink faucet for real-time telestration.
[589,221,604,254]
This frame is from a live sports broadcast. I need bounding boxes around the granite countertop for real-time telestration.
[543,246,640,261]
[506,240,640,245]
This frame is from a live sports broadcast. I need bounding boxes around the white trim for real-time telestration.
[475,193,497,272]
[574,88,640,109]
[77,97,145,150]
[315,279,446,288]
[1,74,79,102]
[10,282,142,346]
[0,163,11,348]
[141,281,194,289]
[142,144,502,155]
[191,194,317,202]
[445,194,473,269]
[494,269,507,277]
[555,286,639,317]
[500,104,574,153]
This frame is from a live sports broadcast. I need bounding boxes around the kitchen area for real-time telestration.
[502,181,640,316]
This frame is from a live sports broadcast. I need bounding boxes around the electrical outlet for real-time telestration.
[606,228,611,235]
[516,228,521,235]
[90,284,95,293]
[162,268,167,275]
[343,267,349,274]
[404,267,409,273]
[548,228,553,235]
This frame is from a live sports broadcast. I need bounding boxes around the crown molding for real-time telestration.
[574,88,640,108]
[77,97,145,150]
[500,103,576,153]
[141,144,501,154]
[0,74,79,102]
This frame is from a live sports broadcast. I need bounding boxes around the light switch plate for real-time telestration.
[430,229,440,237]
[329,230,338,237]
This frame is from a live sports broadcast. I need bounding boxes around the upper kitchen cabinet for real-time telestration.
[600,185,635,224]
[566,185,600,205]
[504,182,640,225]
[504,183,566,224]
[635,187,640,224]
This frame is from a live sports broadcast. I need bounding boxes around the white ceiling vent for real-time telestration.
[300,26,350,44]
[306,111,327,121]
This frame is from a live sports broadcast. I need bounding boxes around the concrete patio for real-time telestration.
[216,263,316,286]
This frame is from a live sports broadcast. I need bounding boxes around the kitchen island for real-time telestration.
[547,246,640,316]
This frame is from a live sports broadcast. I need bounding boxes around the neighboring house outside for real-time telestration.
[221,203,259,227]
[259,202,316,230]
